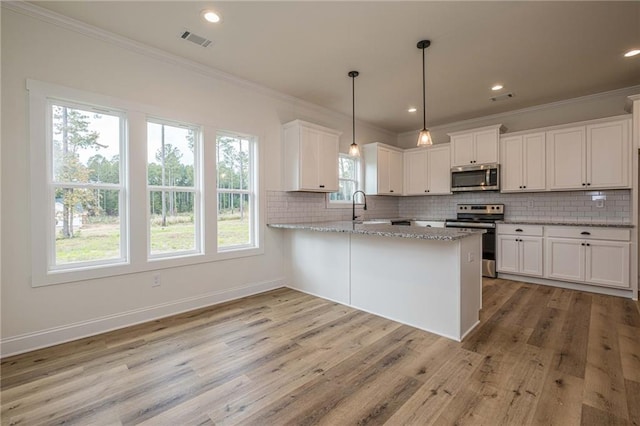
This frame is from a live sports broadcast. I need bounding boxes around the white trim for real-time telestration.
[3,1,393,138]
[398,85,640,139]
[0,278,286,358]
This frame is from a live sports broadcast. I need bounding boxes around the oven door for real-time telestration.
[451,164,499,192]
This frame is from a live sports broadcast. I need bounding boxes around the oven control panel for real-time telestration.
[456,204,504,215]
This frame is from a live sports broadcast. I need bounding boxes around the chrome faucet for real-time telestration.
[352,190,367,221]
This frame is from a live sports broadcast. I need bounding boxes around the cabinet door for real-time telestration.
[427,146,451,194]
[404,150,428,195]
[474,129,499,165]
[377,148,391,194]
[388,150,404,195]
[500,135,523,192]
[519,237,543,277]
[585,240,630,288]
[586,120,630,189]
[523,132,546,191]
[545,237,584,282]
[299,127,320,190]
[497,236,519,274]
[317,131,339,192]
[546,126,586,190]
[451,134,474,166]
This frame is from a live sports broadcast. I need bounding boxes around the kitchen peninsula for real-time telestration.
[269,221,484,341]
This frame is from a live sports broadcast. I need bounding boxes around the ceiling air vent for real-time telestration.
[490,92,514,102]
[179,30,213,48]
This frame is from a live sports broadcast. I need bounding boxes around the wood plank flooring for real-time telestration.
[2,278,639,425]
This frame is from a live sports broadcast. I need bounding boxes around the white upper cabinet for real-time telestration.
[449,124,502,167]
[586,119,630,189]
[363,143,404,195]
[282,120,340,192]
[404,144,451,195]
[500,132,545,192]
[546,117,630,191]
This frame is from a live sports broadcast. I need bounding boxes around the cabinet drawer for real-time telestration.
[544,226,630,241]
[497,224,543,236]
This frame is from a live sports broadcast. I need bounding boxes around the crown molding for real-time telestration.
[398,85,640,138]
[2,1,395,137]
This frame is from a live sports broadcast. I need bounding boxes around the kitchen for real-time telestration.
[2,1,640,424]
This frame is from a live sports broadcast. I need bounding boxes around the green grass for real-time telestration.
[55,218,251,264]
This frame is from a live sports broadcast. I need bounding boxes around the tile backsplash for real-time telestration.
[267,189,631,224]
[266,190,399,224]
[399,189,631,224]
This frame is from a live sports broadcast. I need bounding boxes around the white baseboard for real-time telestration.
[1,278,286,358]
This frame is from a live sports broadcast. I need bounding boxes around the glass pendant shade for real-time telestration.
[417,128,433,147]
[349,142,360,157]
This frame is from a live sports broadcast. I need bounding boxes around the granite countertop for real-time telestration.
[268,221,484,241]
[497,220,634,228]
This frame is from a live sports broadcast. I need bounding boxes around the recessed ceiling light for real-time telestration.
[201,10,221,23]
[408,107,417,113]
[624,49,640,58]
[491,84,503,91]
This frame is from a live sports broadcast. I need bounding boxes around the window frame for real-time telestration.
[146,117,203,260]
[28,80,264,287]
[327,153,362,208]
[216,131,259,252]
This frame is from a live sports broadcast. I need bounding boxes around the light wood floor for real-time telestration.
[2,278,640,425]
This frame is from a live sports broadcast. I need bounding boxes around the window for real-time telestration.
[216,132,257,250]
[29,80,262,286]
[147,119,201,258]
[329,154,361,204]
[48,100,127,270]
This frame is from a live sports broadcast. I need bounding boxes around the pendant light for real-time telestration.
[348,70,360,157]
[417,40,433,147]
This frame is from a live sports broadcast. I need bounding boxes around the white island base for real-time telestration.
[283,227,483,341]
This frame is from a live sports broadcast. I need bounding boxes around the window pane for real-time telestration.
[149,191,196,255]
[218,193,251,247]
[52,105,121,184]
[217,136,249,190]
[54,188,121,265]
[337,180,356,202]
[339,156,356,180]
[147,122,195,187]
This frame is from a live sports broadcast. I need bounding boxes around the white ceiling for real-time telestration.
[30,1,640,133]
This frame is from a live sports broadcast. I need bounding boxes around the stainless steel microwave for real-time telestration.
[451,164,500,192]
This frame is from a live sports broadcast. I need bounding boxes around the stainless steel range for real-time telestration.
[445,204,504,278]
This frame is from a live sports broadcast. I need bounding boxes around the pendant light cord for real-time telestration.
[352,74,356,145]
[422,45,426,130]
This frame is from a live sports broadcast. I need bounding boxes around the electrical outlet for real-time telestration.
[596,199,605,208]
[528,200,534,208]
[152,275,161,287]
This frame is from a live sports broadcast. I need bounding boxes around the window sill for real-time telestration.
[33,246,265,287]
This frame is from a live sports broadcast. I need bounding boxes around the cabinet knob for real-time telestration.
[580,231,591,236]
[519,186,522,189]
[515,229,523,232]
[582,183,586,186]
[390,189,394,193]
[587,183,591,186]
[586,243,591,247]
[523,186,526,189]
[581,243,585,246]
[319,185,325,188]
[425,190,428,193]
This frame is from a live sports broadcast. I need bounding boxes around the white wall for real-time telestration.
[0,6,394,355]
[397,86,640,148]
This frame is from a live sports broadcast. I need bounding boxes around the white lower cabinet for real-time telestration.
[497,225,543,277]
[544,227,630,289]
